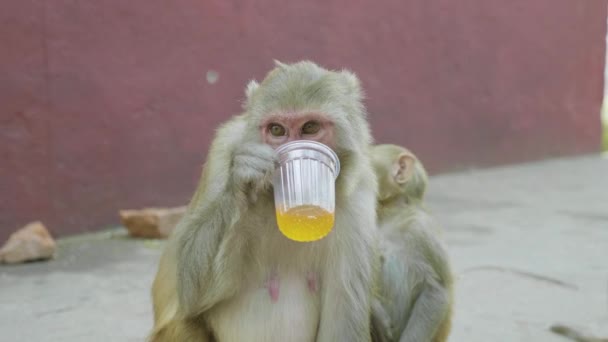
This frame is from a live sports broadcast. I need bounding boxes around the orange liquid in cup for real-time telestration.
[276,205,335,242]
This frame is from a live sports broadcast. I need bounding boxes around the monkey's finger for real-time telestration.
[237,143,276,158]
[233,153,276,174]
[233,168,264,184]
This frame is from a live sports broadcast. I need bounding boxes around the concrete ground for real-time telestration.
[1,154,607,341]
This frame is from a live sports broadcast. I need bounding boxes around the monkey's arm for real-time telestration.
[173,116,275,317]
[400,221,453,342]
[399,276,450,342]
[316,185,378,342]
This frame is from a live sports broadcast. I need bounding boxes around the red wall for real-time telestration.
[1,0,605,239]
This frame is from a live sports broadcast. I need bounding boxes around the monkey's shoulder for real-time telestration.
[381,207,440,238]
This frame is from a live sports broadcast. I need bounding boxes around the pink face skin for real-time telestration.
[260,112,336,149]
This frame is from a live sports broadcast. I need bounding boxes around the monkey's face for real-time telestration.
[244,61,372,159]
[259,112,336,150]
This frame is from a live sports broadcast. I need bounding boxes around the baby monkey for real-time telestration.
[371,144,453,342]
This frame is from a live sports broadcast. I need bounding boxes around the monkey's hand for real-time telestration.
[231,143,277,203]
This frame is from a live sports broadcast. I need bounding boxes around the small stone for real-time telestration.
[0,221,56,264]
[119,206,186,239]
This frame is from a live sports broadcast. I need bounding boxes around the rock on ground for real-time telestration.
[0,221,56,264]
[119,206,186,239]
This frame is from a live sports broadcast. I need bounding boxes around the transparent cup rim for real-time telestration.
[275,140,340,177]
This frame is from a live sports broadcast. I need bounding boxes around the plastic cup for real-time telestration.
[273,140,340,242]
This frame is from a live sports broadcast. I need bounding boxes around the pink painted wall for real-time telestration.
[1,0,605,239]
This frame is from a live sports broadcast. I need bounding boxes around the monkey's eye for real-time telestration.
[301,121,320,135]
[268,123,286,137]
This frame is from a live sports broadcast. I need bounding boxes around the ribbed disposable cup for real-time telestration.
[273,140,340,242]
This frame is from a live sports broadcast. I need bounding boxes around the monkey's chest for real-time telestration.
[207,273,321,342]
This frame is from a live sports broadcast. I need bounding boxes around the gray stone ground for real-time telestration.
[1,154,607,341]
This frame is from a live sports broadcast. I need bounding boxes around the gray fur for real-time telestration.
[371,145,453,342]
[151,61,378,342]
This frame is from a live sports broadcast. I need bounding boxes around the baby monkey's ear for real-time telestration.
[393,152,415,185]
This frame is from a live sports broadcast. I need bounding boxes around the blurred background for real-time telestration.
[1,0,605,241]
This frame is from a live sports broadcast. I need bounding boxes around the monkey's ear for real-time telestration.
[273,60,288,69]
[340,70,363,99]
[393,153,415,184]
[245,80,259,99]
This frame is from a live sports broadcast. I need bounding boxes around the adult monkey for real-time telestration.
[150,61,379,342]
[370,144,454,342]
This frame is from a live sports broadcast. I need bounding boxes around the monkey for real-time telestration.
[550,324,608,342]
[149,61,380,342]
[369,144,454,342]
